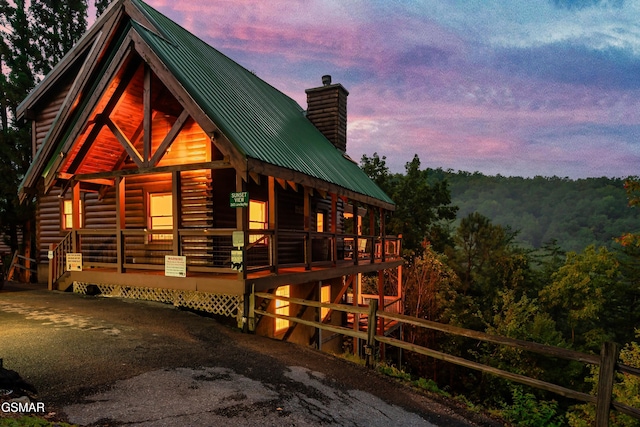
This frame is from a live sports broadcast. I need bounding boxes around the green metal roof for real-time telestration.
[130,0,393,206]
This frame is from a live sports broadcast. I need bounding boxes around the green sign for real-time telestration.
[230,191,249,208]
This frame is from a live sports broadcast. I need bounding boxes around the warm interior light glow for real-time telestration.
[63,199,82,229]
[321,285,331,321]
[149,193,173,240]
[316,212,325,233]
[249,200,267,244]
[275,285,290,332]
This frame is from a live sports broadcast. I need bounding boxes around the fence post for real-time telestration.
[595,341,619,427]
[249,284,256,332]
[366,299,378,368]
[48,244,55,291]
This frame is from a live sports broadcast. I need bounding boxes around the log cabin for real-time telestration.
[17,0,403,349]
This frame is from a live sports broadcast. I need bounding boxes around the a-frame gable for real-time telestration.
[19,0,244,200]
[49,46,227,189]
[19,4,126,200]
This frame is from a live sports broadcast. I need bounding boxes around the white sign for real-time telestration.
[165,255,187,277]
[232,231,245,248]
[47,250,54,260]
[231,250,243,271]
[66,253,82,271]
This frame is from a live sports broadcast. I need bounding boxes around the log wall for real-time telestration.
[33,81,73,155]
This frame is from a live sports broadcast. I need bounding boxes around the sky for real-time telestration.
[137,0,640,179]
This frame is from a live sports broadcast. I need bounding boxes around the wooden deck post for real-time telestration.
[268,177,278,272]
[331,193,338,266]
[379,207,385,262]
[172,171,181,255]
[304,186,312,270]
[378,269,386,361]
[595,341,619,427]
[366,299,378,368]
[116,176,125,273]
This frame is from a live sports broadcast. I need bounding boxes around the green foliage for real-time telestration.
[374,362,453,398]
[501,386,565,427]
[95,0,112,17]
[431,170,640,253]
[376,363,411,381]
[539,245,628,351]
[412,377,451,396]
[30,0,88,75]
[362,162,640,423]
[361,153,457,255]
[444,212,533,329]
[567,331,640,427]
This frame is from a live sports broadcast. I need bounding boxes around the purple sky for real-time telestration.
[138,0,640,178]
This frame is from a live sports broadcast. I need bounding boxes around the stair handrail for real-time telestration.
[48,232,74,290]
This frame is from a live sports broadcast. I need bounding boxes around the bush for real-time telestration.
[501,386,565,427]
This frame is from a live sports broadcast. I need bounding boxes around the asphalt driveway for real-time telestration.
[0,282,503,426]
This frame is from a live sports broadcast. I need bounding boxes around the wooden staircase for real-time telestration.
[4,250,37,283]
[48,232,73,290]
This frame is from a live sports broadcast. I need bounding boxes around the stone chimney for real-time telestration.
[305,75,349,152]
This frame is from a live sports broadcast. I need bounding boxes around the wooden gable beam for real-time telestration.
[129,30,248,178]
[149,109,190,167]
[106,118,144,167]
[64,58,142,175]
[143,64,152,166]
[113,110,160,171]
[44,38,140,192]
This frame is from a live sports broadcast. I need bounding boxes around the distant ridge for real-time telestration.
[427,169,640,252]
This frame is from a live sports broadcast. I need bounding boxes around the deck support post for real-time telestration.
[242,285,256,333]
[268,177,278,272]
[172,171,181,255]
[116,176,126,273]
[366,299,378,368]
[378,269,386,361]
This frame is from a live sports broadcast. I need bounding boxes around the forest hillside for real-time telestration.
[427,169,640,252]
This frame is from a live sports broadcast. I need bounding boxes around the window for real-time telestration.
[249,200,267,244]
[316,212,325,233]
[321,285,331,321]
[149,193,173,241]
[275,285,290,332]
[62,199,82,230]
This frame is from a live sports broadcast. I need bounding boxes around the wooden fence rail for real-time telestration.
[254,292,640,426]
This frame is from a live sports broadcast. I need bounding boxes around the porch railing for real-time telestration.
[49,228,402,283]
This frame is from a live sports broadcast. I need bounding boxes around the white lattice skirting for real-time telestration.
[72,282,242,319]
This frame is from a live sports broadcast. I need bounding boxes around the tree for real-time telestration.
[0,0,90,269]
[361,153,458,256]
[95,0,112,17]
[0,0,38,257]
[30,0,88,75]
[539,245,623,351]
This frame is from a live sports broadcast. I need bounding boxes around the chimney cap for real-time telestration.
[322,75,332,86]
